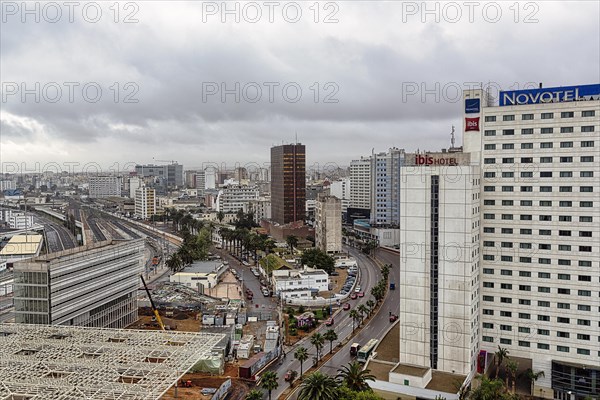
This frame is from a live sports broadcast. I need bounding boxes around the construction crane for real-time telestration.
[152,158,178,164]
[140,275,165,331]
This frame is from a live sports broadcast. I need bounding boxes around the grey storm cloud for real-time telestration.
[1,1,599,169]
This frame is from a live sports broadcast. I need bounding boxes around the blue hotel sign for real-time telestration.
[499,84,600,106]
[465,98,480,113]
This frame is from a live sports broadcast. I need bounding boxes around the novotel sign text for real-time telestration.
[415,155,458,166]
[499,84,600,106]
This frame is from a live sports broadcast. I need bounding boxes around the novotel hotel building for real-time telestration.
[463,84,600,399]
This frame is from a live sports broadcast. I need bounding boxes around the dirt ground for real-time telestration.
[205,270,242,299]
[160,368,250,400]
[373,322,399,362]
[128,314,200,332]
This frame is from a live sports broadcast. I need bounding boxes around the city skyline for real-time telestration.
[1,2,599,168]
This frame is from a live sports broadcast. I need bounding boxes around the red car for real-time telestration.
[358,291,364,298]
[343,303,351,310]
[325,318,334,326]
[350,293,357,300]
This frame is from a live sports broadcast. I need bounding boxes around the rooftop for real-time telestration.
[0,323,227,400]
[0,234,43,256]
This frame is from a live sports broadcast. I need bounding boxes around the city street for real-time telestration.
[266,246,391,399]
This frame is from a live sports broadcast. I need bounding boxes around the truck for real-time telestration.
[350,342,361,357]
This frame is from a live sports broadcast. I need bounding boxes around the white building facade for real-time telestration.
[88,176,122,198]
[329,178,351,213]
[399,151,481,377]
[216,185,259,214]
[370,147,405,227]
[464,83,600,399]
[135,186,156,219]
[349,157,371,210]
[271,268,329,296]
[315,194,342,254]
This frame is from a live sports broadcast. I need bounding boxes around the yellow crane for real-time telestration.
[140,275,165,331]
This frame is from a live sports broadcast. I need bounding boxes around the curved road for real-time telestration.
[267,246,390,399]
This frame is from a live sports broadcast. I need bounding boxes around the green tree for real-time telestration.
[298,371,338,400]
[286,235,299,253]
[245,389,263,400]
[294,346,309,377]
[217,210,225,223]
[469,375,515,400]
[336,385,385,400]
[311,332,325,362]
[259,371,279,400]
[505,360,518,393]
[166,253,182,273]
[523,368,544,396]
[300,248,335,274]
[336,361,376,392]
[366,299,375,315]
[324,329,338,355]
[288,370,298,388]
[357,304,369,325]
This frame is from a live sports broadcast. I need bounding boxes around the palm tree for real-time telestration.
[310,332,325,362]
[337,361,376,392]
[524,368,544,396]
[259,371,278,400]
[298,371,338,400]
[469,375,506,400]
[349,310,360,332]
[494,346,509,379]
[366,299,375,315]
[506,360,518,393]
[294,347,309,377]
[286,235,298,254]
[166,253,182,273]
[288,370,298,388]
[217,210,225,223]
[323,329,338,355]
[357,304,369,325]
[245,389,263,400]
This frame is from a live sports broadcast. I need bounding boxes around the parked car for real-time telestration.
[354,286,361,293]
[343,303,351,310]
[325,318,334,326]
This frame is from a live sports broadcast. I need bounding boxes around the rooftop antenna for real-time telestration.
[450,125,456,149]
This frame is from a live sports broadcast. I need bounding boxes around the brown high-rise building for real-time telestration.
[270,144,306,225]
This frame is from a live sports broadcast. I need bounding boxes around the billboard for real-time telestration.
[465,98,480,113]
[465,117,480,131]
[499,84,600,106]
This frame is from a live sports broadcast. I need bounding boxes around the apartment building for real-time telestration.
[464,83,600,399]
[329,177,351,214]
[135,163,184,188]
[13,239,145,328]
[216,184,259,214]
[88,175,122,198]
[271,144,306,224]
[135,186,156,220]
[315,194,342,254]
[370,147,405,226]
[349,157,371,210]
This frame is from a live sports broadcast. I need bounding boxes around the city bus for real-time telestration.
[357,339,378,363]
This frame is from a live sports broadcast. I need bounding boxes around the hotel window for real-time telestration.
[559,201,572,207]
[579,216,592,222]
[519,271,531,277]
[521,113,534,120]
[580,156,594,162]
[580,201,593,207]
[558,260,571,266]
[501,214,513,220]
[484,213,495,219]
[578,275,591,282]
[484,130,496,136]
[561,126,574,133]
[502,242,513,248]
[520,214,532,220]
[502,228,514,234]
[577,319,591,326]
[484,186,495,192]
[484,199,495,205]
[559,230,571,236]
[541,127,553,134]
[560,156,573,162]
[502,158,514,163]
[538,343,549,350]
[520,200,532,206]
[560,141,573,148]
[579,260,592,267]
[538,315,550,321]
[581,140,594,147]
[577,305,591,312]
[540,186,552,192]
[484,227,495,233]
[580,171,594,177]
[581,126,595,132]
[539,258,551,265]
[520,229,532,234]
[519,299,531,306]
[579,246,592,252]
[582,110,595,117]
[502,186,514,192]
[538,243,551,250]
[521,128,533,134]
[484,158,495,164]
[502,200,513,206]
[580,186,593,192]
[579,231,592,237]
[540,157,552,163]
[484,144,496,150]
[502,129,515,136]
[484,171,496,178]
[557,288,570,295]
[557,317,569,323]
[557,303,570,309]
[540,142,553,148]
[520,243,532,249]
[538,300,550,307]
[500,311,512,317]
[557,331,570,338]
[502,172,514,178]
[521,142,533,149]
[500,297,512,303]
[501,255,513,262]
[483,282,494,288]
[538,272,550,278]
[483,309,494,315]
[559,186,572,192]
[520,186,532,192]
[483,323,494,329]
[558,244,571,250]
[577,349,590,356]
[500,324,512,331]
[485,116,496,122]
[503,115,515,121]
[521,157,533,163]
[519,341,530,348]
[537,329,549,335]
[541,112,553,119]
[560,171,572,177]
[483,268,494,274]
[578,290,591,296]
[519,257,532,263]
[502,144,514,150]
[539,229,551,235]
[519,285,531,291]
[560,111,574,118]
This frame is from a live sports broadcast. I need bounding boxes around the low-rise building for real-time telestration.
[271,267,329,296]
[170,261,227,293]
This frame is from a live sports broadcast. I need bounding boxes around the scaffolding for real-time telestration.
[0,324,227,399]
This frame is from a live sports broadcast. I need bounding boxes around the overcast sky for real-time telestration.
[1,1,599,173]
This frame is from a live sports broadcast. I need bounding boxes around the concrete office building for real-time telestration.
[135,186,156,220]
[216,184,259,214]
[270,143,306,224]
[370,148,405,226]
[463,83,600,399]
[88,176,122,198]
[329,177,351,214]
[135,163,184,188]
[315,194,342,254]
[13,239,145,328]
[128,176,142,198]
[399,151,481,377]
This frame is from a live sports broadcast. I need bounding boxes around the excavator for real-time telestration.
[140,275,165,331]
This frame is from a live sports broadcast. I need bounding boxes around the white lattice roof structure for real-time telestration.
[0,324,227,399]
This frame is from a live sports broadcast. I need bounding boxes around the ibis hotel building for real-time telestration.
[463,84,600,399]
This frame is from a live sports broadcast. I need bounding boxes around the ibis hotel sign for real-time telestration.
[499,84,600,106]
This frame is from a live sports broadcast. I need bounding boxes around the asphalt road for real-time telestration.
[267,246,386,400]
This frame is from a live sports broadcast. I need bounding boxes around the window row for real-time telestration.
[484,110,596,122]
[484,156,595,163]
[484,141,594,150]
[483,171,595,178]
[484,126,596,136]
